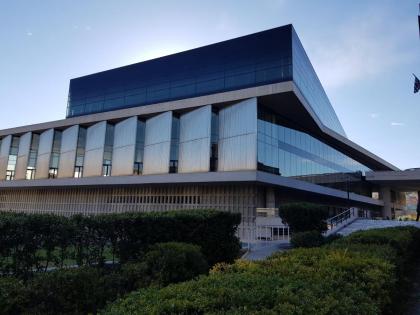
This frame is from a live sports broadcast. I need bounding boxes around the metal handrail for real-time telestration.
[326,208,356,231]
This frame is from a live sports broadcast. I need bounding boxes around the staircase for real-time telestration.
[324,208,359,236]
[337,219,420,236]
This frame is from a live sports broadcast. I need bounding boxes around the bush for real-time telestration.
[103,227,420,315]
[0,209,241,276]
[141,242,208,286]
[0,242,209,315]
[0,277,27,315]
[279,202,329,232]
[291,230,324,248]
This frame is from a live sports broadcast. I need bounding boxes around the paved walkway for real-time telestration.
[338,219,420,236]
[242,242,292,261]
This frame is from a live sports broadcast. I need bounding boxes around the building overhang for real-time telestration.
[0,81,397,172]
[0,171,383,208]
[366,169,420,191]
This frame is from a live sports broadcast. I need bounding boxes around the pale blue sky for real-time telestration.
[0,0,419,169]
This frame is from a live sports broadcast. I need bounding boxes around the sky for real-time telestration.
[0,0,419,169]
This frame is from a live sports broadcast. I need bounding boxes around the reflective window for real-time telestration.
[292,28,346,136]
[102,124,114,176]
[67,26,293,118]
[74,127,87,178]
[169,116,180,173]
[26,133,40,180]
[48,131,62,179]
[210,111,219,172]
[257,106,371,195]
[6,136,20,180]
[133,121,145,175]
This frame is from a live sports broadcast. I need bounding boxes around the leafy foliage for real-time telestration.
[103,227,420,315]
[0,242,208,315]
[279,202,329,232]
[0,210,241,277]
[290,230,325,247]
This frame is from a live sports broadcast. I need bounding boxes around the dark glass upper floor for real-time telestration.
[66,24,346,137]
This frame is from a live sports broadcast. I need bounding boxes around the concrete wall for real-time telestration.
[0,135,12,180]
[111,117,138,176]
[178,105,211,173]
[143,112,172,175]
[218,98,257,171]
[35,129,54,179]
[83,121,107,177]
[14,132,32,180]
[58,125,79,178]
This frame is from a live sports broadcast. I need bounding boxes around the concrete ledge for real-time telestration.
[0,170,383,207]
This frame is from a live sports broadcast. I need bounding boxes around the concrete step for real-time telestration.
[338,219,420,236]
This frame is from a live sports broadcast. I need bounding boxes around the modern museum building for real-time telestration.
[0,25,404,234]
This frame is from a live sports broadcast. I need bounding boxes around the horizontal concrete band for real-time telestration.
[0,170,383,207]
[0,81,397,172]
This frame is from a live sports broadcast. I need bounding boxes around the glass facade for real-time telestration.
[210,111,219,172]
[26,133,40,180]
[134,121,145,175]
[67,26,293,118]
[6,136,19,180]
[102,124,114,176]
[74,127,87,178]
[48,131,62,179]
[169,117,180,173]
[292,29,346,136]
[257,106,371,195]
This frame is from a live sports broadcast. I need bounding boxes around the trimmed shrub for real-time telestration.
[102,227,420,315]
[0,209,241,276]
[0,242,209,315]
[291,230,324,248]
[141,242,209,286]
[279,202,329,232]
[0,277,27,315]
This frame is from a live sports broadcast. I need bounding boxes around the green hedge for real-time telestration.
[278,202,329,232]
[0,210,241,276]
[103,226,420,315]
[290,230,325,247]
[0,242,209,315]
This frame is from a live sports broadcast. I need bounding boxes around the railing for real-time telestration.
[325,207,358,235]
[237,223,290,245]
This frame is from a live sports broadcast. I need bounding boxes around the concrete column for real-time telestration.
[84,121,107,177]
[265,187,276,208]
[143,112,172,175]
[111,117,138,176]
[58,125,79,178]
[0,135,12,180]
[178,105,212,173]
[15,132,32,180]
[380,186,392,218]
[218,98,257,171]
[35,129,54,179]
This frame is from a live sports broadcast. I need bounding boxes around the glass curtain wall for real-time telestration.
[169,116,180,173]
[6,136,20,180]
[102,124,114,176]
[74,127,87,178]
[26,134,40,180]
[48,131,62,179]
[134,121,145,175]
[67,25,293,118]
[257,106,371,195]
[210,110,219,171]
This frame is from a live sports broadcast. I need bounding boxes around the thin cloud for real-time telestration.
[26,31,33,36]
[369,113,379,119]
[390,122,405,126]
[308,9,416,90]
